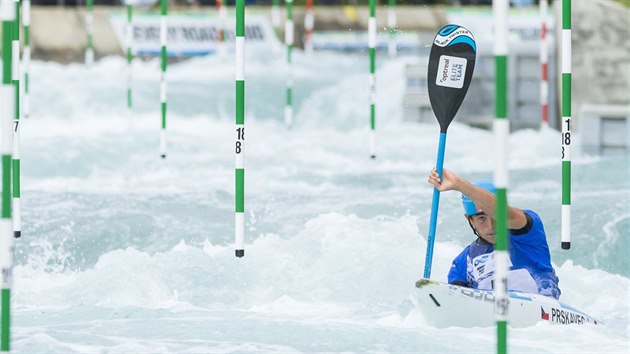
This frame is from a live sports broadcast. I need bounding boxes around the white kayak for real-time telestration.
[414,278,601,328]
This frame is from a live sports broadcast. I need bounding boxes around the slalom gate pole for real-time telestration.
[561,0,571,250]
[493,0,509,353]
[216,0,222,42]
[217,0,226,55]
[0,0,15,350]
[271,0,281,38]
[12,0,20,240]
[368,0,376,158]
[160,0,167,158]
[540,0,548,128]
[235,0,245,258]
[22,0,29,119]
[284,0,294,128]
[304,0,313,54]
[127,3,133,109]
[86,0,94,65]
[387,0,396,57]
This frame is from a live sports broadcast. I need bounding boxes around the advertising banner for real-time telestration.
[110,11,278,56]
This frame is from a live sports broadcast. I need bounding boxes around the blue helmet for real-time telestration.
[462,179,496,216]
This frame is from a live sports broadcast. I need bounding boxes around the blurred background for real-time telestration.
[25,0,630,151]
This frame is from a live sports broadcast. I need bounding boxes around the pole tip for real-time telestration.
[14,231,21,239]
[235,249,244,258]
[370,155,376,159]
[161,154,166,159]
[561,242,571,250]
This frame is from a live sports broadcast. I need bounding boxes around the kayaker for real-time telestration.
[428,168,561,299]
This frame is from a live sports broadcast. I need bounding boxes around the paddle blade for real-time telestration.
[427,24,477,133]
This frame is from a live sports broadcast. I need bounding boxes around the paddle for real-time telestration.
[423,24,476,278]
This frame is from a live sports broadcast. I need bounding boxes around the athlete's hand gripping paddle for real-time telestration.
[423,25,476,278]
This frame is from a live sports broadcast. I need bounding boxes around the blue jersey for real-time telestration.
[447,210,561,299]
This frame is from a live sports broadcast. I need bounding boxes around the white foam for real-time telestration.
[12,50,629,352]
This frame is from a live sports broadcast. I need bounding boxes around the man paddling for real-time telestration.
[427,168,561,299]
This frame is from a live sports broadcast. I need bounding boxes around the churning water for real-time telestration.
[10,46,629,352]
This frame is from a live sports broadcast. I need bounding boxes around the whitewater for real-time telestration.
[10,45,629,353]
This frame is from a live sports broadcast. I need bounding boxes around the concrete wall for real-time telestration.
[571,0,630,108]
[30,6,122,62]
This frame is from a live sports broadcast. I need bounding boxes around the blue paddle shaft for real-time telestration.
[423,132,447,278]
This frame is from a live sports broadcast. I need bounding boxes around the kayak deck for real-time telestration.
[414,278,600,328]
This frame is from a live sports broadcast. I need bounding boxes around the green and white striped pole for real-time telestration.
[22,0,29,119]
[561,0,571,250]
[271,0,281,38]
[284,0,293,128]
[235,0,245,258]
[126,3,133,109]
[12,0,20,240]
[368,0,376,158]
[86,0,94,65]
[387,0,396,57]
[160,0,167,159]
[1,0,16,350]
[493,1,509,353]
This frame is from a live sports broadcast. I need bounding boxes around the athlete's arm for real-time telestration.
[429,168,528,229]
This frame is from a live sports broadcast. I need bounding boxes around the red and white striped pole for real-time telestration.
[304,0,314,54]
[540,0,549,128]
[216,0,222,42]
